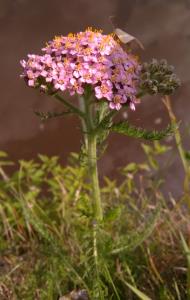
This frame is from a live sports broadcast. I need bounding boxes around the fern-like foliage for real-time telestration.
[111,204,161,255]
[110,121,177,140]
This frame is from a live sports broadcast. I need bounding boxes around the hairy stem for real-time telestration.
[87,134,103,221]
[78,96,88,148]
[79,94,103,221]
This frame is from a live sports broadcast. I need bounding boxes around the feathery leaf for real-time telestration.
[111,121,177,140]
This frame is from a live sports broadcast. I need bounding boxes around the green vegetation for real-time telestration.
[0,133,190,299]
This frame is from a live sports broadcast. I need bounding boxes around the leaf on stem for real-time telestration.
[34,110,72,121]
[111,121,177,140]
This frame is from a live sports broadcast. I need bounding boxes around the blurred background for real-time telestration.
[0,0,190,195]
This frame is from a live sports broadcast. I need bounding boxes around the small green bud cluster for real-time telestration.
[139,59,181,96]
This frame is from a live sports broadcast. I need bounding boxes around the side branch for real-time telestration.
[53,93,85,119]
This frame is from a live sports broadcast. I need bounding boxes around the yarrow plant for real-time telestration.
[20,28,180,299]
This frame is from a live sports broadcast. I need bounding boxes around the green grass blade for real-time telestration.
[103,264,121,300]
[125,282,152,300]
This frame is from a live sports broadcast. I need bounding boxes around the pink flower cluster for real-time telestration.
[21,29,141,110]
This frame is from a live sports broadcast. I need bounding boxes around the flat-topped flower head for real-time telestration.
[20,28,141,110]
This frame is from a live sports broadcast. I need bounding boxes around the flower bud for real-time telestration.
[139,59,181,96]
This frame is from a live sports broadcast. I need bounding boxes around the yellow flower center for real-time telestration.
[113,95,121,103]
[53,36,62,48]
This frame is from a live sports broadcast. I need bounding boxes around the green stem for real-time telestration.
[78,94,103,221]
[163,96,187,173]
[87,134,103,221]
[78,96,88,149]
[163,95,190,207]
[163,97,189,177]
[53,93,85,119]
[54,92,103,220]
